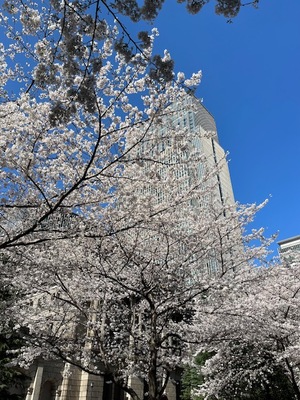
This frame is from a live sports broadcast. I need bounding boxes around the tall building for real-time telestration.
[178,96,235,207]
[156,96,235,207]
[136,95,234,210]
[159,96,236,275]
[278,235,300,254]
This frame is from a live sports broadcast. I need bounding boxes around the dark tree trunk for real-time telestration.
[285,358,300,400]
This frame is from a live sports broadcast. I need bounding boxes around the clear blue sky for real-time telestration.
[149,0,300,255]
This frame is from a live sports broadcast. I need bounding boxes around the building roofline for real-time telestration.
[278,235,300,246]
[190,93,216,122]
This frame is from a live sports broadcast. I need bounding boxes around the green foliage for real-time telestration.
[181,364,203,400]
[181,352,214,400]
[0,338,26,399]
[0,286,28,400]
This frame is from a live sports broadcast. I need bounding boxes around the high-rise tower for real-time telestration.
[159,95,235,207]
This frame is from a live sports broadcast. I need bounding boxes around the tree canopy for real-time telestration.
[0,1,273,400]
[111,0,260,21]
[194,251,300,400]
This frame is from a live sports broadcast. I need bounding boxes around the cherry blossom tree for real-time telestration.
[0,2,272,400]
[195,250,300,400]
[0,0,260,109]
[5,194,271,400]
[0,0,186,251]
[92,0,260,21]
[2,144,271,398]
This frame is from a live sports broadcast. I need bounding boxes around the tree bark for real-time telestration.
[285,358,300,400]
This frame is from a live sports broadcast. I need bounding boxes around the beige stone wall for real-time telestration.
[26,359,180,400]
